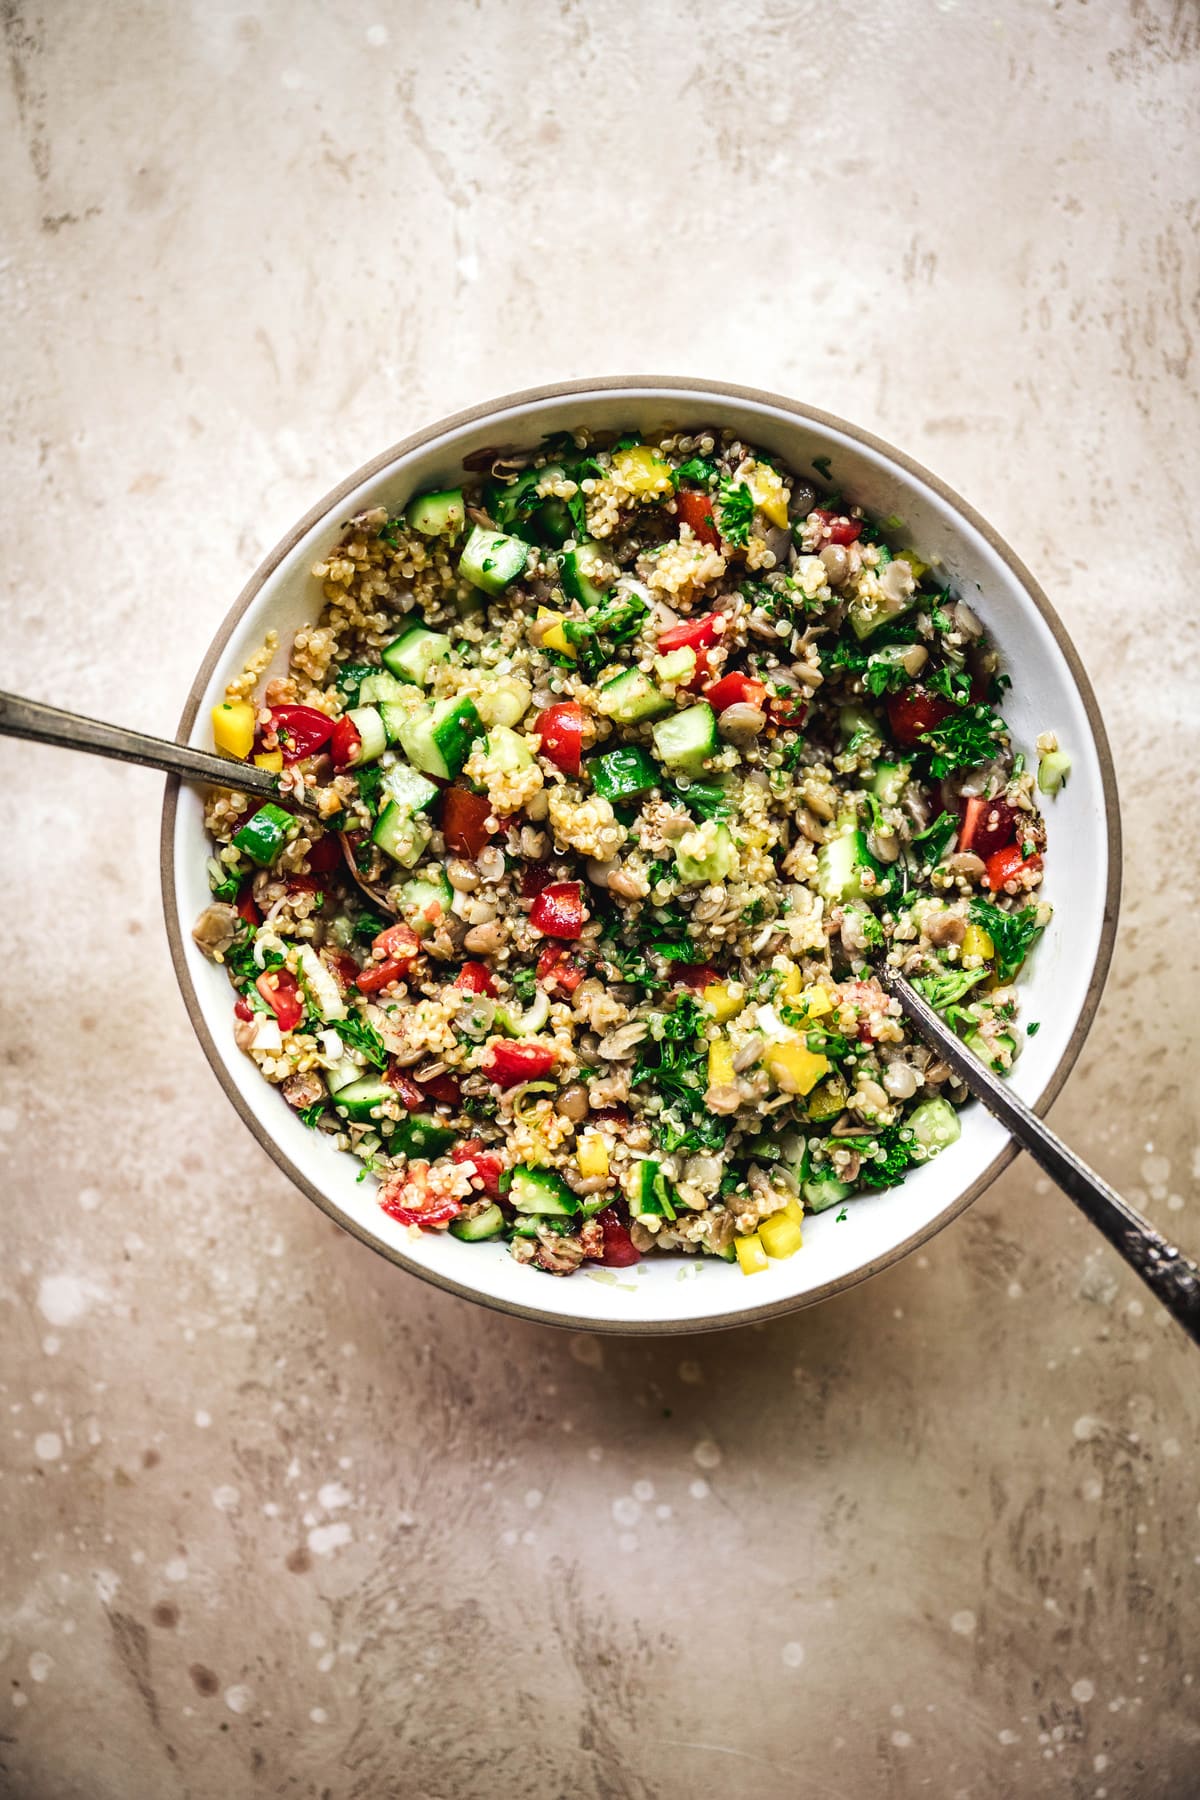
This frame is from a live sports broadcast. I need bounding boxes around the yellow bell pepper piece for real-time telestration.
[746,462,790,529]
[900,549,928,580]
[254,749,283,773]
[782,1196,804,1228]
[798,985,834,1020]
[536,608,575,658]
[212,700,256,759]
[611,443,675,499]
[780,963,803,1000]
[576,1132,609,1179]
[735,1233,769,1275]
[763,1040,831,1097]
[962,923,994,961]
[707,1037,735,1088]
[759,1212,803,1260]
[702,980,745,1024]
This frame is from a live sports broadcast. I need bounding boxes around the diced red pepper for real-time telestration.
[235,883,260,928]
[380,1193,461,1229]
[811,509,863,546]
[886,687,955,748]
[327,950,361,991]
[534,702,584,777]
[958,795,1018,859]
[537,945,585,994]
[768,690,807,727]
[306,833,343,874]
[420,1073,461,1109]
[440,787,493,859]
[529,881,585,941]
[675,488,721,549]
[985,844,1042,893]
[657,611,726,653]
[284,873,327,895]
[456,961,498,996]
[356,959,408,994]
[372,922,422,969]
[267,704,336,764]
[520,861,555,899]
[330,715,362,769]
[686,646,712,689]
[255,967,304,1031]
[234,996,254,1021]
[672,963,719,989]
[704,671,768,713]
[482,1041,557,1087]
[452,1139,504,1197]
[385,1066,425,1110]
[596,1205,641,1268]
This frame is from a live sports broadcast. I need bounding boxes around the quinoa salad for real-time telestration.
[194,428,1068,1278]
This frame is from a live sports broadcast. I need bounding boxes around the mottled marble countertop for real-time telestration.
[1,3,1197,1796]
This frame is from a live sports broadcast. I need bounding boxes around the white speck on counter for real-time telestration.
[34,1433,62,1462]
[42,1337,60,1357]
[317,1482,352,1512]
[612,1496,641,1528]
[307,1522,352,1557]
[212,1486,240,1512]
[309,1706,328,1724]
[77,1187,101,1212]
[37,1275,98,1327]
[28,1652,53,1683]
[223,1684,253,1714]
[891,1730,912,1748]
[693,1440,721,1470]
[524,1489,542,1511]
[1072,1678,1096,1703]
[781,1641,805,1667]
[950,1610,976,1636]
[194,1411,211,1429]
[1073,1416,1101,1442]
[632,1480,654,1503]
[689,1479,709,1500]
[365,23,388,45]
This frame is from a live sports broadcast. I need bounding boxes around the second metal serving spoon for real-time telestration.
[3,690,1196,1345]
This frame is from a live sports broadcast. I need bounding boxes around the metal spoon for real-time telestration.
[879,963,1200,1347]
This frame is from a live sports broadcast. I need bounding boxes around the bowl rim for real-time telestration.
[160,375,1122,1336]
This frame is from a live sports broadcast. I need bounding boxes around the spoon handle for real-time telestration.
[0,691,281,802]
[881,964,1200,1346]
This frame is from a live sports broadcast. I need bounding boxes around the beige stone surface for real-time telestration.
[1,2,1198,1795]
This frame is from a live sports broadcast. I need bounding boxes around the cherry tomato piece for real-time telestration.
[356,959,408,994]
[886,687,955,748]
[673,963,719,989]
[704,671,768,713]
[452,1140,506,1197]
[306,833,343,874]
[529,881,584,940]
[811,509,863,546]
[419,1073,461,1109]
[330,715,363,769]
[440,787,493,859]
[985,844,1042,893]
[385,1067,424,1109]
[675,488,721,549]
[537,945,585,994]
[456,961,498,996]
[482,1041,557,1087]
[657,612,725,653]
[959,796,1018,860]
[255,967,304,1031]
[235,884,260,928]
[234,996,254,1021]
[596,1206,641,1267]
[534,702,584,777]
[267,704,336,764]
[372,922,422,969]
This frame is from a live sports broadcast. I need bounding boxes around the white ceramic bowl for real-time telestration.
[162,378,1120,1335]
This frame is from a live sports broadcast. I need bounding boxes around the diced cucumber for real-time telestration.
[631,1159,677,1219]
[459,524,530,595]
[325,1055,363,1096]
[397,694,482,779]
[389,1114,457,1161]
[357,669,412,707]
[803,1172,855,1213]
[379,700,416,744]
[963,1031,1016,1073]
[559,538,611,608]
[399,868,454,937]
[346,705,388,766]
[651,701,719,778]
[406,487,465,538]
[335,661,379,707]
[382,620,452,686]
[333,1075,395,1122]
[372,802,433,868]
[510,1166,581,1217]
[848,587,916,641]
[596,667,673,725]
[652,646,697,685]
[481,723,532,773]
[473,676,532,729]
[489,465,571,546]
[703,1239,738,1262]
[449,1203,506,1242]
[805,1073,848,1123]
[590,746,660,803]
[673,822,736,884]
[871,760,911,806]
[295,945,347,1023]
[816,816,893,902]
[381,763,439,815]
[232,802,292,867]
[907,1097,962,1154]
[1037,749,1071,794]
[838,704,883,753]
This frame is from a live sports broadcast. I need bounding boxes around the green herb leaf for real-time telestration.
[913,966,989,1012]
[919,705,1007,776]
[337,1012,389,1071]
[811,455,833,480]
[968,897,1045,983]
[717,479,755,548]
[298,1102,327,1129]
[675,455,718,487]
[926,665,974,706]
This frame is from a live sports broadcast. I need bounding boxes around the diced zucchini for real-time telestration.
[380,763,439,815]
[803,1172,855,1213]
[382,620,453,686]
[398,868,454,937]
[596,667,673,725]
[459,524,530,595]
[473,676,532,729]
[345,705,388,766]
[372,802,433,868]
[907,1097,962,1154]
[630,1159,676,1219]
[871,760,911,806]
[590,746,660,803]
[489,464,571,545]
[333,1075,395,1122]
[816,816,893,902]
[397,694,483,779]
[559,538,611,608]
[449,1203,506,1242]
[838,704,883,754]
[510,1166,581,1216]
[389,1114,457,1160]
[651,701,719,778]
[406,487,465,538]
[357,669,412,707]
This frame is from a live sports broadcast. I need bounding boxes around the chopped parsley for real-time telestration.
[297,1102,328,1129]
[918,704,1007,776]
[968,897,1046,983]
[631,995,709,1116]
[207,864,242,903]
[926,664,974,706]
[1026,1020,1041,1037]
[355,764,385,808]
[668,779,733,822]
[675,455,718,487]
[910,810,959,867]
[811,455,833,480]
[508,965,537,1003]
[717,478,755,548]
[352,909,389,943]
[337,1012,389,1071]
